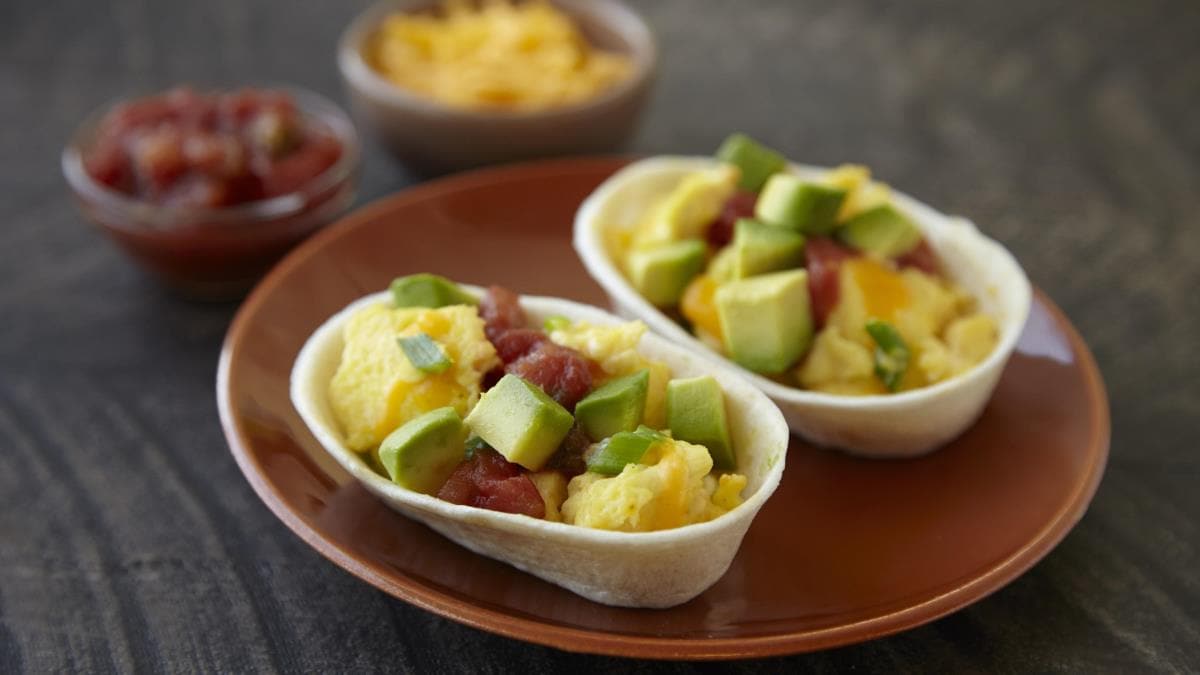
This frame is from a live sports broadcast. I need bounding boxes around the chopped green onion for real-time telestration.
[865,319,909,392]
[543,315,572,332]
[397,333,453,374]
[464,435,488,460]
[585,425,667,476]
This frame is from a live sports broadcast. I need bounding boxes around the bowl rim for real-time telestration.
[573,155,1035,411]
[61,85,361,231]
[337,0,658,122]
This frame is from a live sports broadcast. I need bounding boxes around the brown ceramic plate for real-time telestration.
[217,157,1110,660]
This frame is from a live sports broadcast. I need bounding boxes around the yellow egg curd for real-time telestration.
[561,436,747,532]
[368,0,633,111]
[797,258,999,394]
[328,303,499,451]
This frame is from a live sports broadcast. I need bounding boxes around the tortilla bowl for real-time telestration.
[573,156,1033,458]
[290,287,788,608]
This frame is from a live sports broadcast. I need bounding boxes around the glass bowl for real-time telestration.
[62,86,361,299]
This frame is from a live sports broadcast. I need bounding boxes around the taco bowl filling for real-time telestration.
[606,134,1000,395]
[327,274,747,532]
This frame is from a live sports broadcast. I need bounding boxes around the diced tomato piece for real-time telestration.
[547,423,593,477]
[479,284,599,409]
[436,447,545,518]
[479,285,527,341]
[81,88,342,207]
[83,140,133,192]
[896,238,940,275]
[132,128,187,191]
[182,133,246,178]
[260,135,340,196]
[805,236,859,328]
[506,342,594,410]
[160,175,228,208]
[492,328,546,363]
[705,190,757,247]
[106,99,174,135]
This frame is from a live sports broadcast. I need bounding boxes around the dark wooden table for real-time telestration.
[3,0,1197,671]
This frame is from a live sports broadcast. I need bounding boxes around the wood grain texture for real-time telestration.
[1,0,1197,671]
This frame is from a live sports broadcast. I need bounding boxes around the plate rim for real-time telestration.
[216,157,1111,660]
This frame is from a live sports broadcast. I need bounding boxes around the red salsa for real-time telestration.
[83,87,343,208]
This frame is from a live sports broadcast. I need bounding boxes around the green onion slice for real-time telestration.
[865,319,910,392]
[464,435,488,460]
[397,333,453,374]
[585,425,667,476]
[543,315,572,332]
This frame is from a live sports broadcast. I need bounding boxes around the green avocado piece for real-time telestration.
[575,369,650,441]
[585,425,667,476]
[837,204,922,257]
[464,374,574,471]
[755,174,847,235]
[378,407,468,494]
[627,239,707,307]
[715,269,814,374]
[390,273,478,308]
[666,376,735,471]
[732,218,806,279]
[715,133,787,192]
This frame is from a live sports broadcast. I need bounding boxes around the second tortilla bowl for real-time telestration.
[574,156,1033,458]
[290,284,788,608]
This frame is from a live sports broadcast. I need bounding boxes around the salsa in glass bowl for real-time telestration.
[63,86,360,298]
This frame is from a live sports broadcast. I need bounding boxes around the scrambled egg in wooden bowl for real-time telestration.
[337,0,656,172]
[573,136,1033,458]
[290,276,787,608]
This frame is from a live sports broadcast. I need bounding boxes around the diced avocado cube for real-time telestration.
[378,407,468,494]
[715,133,788,192]
[715,269,814,374]
[755,174,847,234]
[586,425,667,476]
[666,376,735,471]
[732,218,806,279]
[390,273,478,308]
[464,374,574,471]
[627,239,707,307]
[837,204,922,257]
[575,369,650,441]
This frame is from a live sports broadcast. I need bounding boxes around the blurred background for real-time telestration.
[1,0,1197,671]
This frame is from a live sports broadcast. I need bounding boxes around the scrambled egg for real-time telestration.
[821,164,892,221]
[529,471,568,523]
[561,437,747,532]
[798,258,998,394]
[632,165,739,249]
[369,0,632,111]
[329,303,499,451]
[548,320,671,428]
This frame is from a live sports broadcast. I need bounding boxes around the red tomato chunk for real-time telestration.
[436,447,546,518]
[479,285,527,342]
[480,286,596,410]
[896,238,941,275]
[506,342,593,411]
[546,424,592,478]
[491,328,547,363]
[82,87,342,208]
[804,236,860,328]
[705,190,758,248]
